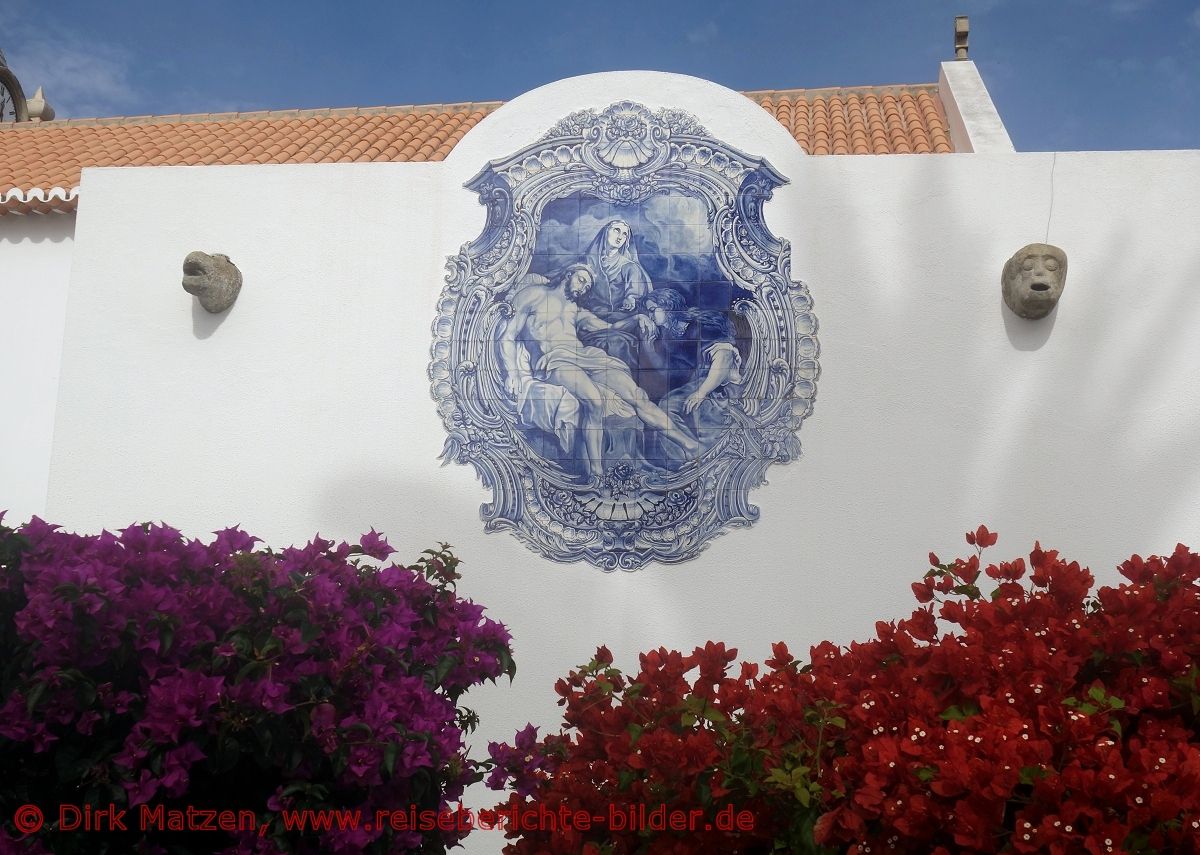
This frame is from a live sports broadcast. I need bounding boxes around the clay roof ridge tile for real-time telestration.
[1,80,945,214]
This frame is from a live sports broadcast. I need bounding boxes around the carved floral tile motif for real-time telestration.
[430,102,819,569]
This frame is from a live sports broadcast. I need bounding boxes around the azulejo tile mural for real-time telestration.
[430,101,819,570]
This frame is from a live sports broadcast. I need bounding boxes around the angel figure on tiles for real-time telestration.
[641,288,748,468]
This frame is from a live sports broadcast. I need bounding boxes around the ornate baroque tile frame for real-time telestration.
[430,101,819,570]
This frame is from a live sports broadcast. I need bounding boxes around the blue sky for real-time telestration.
[1,0,1197,151]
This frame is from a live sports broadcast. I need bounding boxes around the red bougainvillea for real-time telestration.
[489,529,1200,854]
[487,641,795,854]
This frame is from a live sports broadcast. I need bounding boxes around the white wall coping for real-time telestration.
[938,60,1015,153]
[1,186,80,215]
[1,186,79,202]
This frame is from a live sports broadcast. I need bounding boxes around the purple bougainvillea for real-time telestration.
[0,513,514,854]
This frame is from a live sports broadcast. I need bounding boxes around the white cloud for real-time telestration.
[686,21,718,45]
[962,0,1009,14]
[0,6,139,119]
[1094,55,1144,77]
[1147,120,1190,145]
[1190,6,1200,29]
[1108,0,1153,13]
[10,42,138,118]
[1154,54,1194,96]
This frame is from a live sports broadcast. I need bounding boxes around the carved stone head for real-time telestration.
[182,251,242,313]
[1002,243,1067,320]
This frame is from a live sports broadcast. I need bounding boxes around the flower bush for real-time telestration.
[489,528,1200,854]
[0,514,514,854]
[487,640,828,854]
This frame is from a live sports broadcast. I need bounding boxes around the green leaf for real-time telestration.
[280,782,319,799]
[52,583,80,600]
[383,742,398,778]
[159,624,174,655]
[433,654,457,686]
[215,736,241,773]
[25,681,46,714]
[77,679,98,707]
[766,768,792,787]
[728,745,753,777]
[228,633,252,657]
[1088,685,1106,702]
[1019,765,1045,785]
[235,659,269,684]
[54,742,85,783]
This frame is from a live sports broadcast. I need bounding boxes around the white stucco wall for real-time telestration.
[0,214,74,524]
[38,72,1200,853]
[939,60,1015,153]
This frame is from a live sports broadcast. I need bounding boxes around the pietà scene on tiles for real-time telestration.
[431,101,819,570]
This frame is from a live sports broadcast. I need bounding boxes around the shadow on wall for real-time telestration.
[296,152,1200,630]
[191,297,232,339]
[319,467,504,572]
[887,154,1200,561]
[0,215,74,245]
[1001,300,1057,350]
[1095,216,1200,493]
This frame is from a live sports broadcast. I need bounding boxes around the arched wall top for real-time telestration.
[444,71,807,179]
[432,75,818,568]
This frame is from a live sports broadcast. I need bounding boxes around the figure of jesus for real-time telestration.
[499,264,699,479]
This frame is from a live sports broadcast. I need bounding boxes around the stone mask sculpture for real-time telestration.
[1002,243,1067,320]
[182,251,242,313]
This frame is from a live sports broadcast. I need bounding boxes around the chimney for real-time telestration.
[955,16,970,60]
[26,86,55,122]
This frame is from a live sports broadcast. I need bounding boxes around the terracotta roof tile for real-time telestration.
[748,82,945,158]
[1,84,951,216]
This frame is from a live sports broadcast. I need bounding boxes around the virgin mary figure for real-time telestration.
[576,219,654,369]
